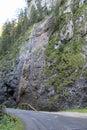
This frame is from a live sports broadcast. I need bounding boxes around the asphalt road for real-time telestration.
[7,108,87,130]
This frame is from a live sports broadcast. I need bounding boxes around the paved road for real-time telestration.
[7,108,87,130]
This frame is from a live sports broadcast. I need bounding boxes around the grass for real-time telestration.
[62,107,87,113]
[0,114,24,130]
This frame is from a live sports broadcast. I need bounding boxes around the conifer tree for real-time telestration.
[37,0,44,21]
[30,5,38,23]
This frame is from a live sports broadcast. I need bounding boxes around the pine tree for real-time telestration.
[37,0,44,21]
[30,5,38,23]
[1,21,11,52]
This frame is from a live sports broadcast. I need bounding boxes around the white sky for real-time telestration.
[0,0,26,27]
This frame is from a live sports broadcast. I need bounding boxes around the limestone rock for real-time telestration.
[1,0,87,111]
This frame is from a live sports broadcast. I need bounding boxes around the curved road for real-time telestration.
[7,108,87,130]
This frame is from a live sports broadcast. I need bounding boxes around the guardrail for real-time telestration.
[19,103,37,111]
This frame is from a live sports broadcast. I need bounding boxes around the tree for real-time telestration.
[30,5,38,23]
[36,0,44,21]
[51,0,60,31]
[0,8,31,55]
[43,1,49,16]
[1,21,11,52]
[21,8,29,32]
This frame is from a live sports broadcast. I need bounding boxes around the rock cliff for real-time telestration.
[17,15,54,108]
[0,0,87,110]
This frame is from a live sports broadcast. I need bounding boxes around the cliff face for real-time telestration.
[43,0,87,110]
[17,15,54,108]
[0,0,87,110]
[17,0,87,110]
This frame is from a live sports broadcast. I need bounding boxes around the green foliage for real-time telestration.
[0,8,29,55]
[43,1,51,15]
[60,0,67,6]
[82,69,87,78]
[30,5,38,23]
[1,21,11,52]
[74,3,87,18]
[62,107,87,113]
[0,114,24,130]
[0,7,33,75]
[50,95,59,101]
[29,0,44,24]
[37,0,44,21]
[45,33,84,93]
[63,90,70,97]
[51,2,60,31]
[0,26,32,75]
[0,1,50,56]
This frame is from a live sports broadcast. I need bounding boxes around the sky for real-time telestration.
[0,0,26,27]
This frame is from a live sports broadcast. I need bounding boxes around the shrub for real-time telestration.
[0,114,24,130]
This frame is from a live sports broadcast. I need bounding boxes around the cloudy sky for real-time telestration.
[0,0,26,27]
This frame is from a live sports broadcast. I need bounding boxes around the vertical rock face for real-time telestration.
[0,0,87,110]
[17,15,55,108]
[42,0,87,110]
[16,0,87,110]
